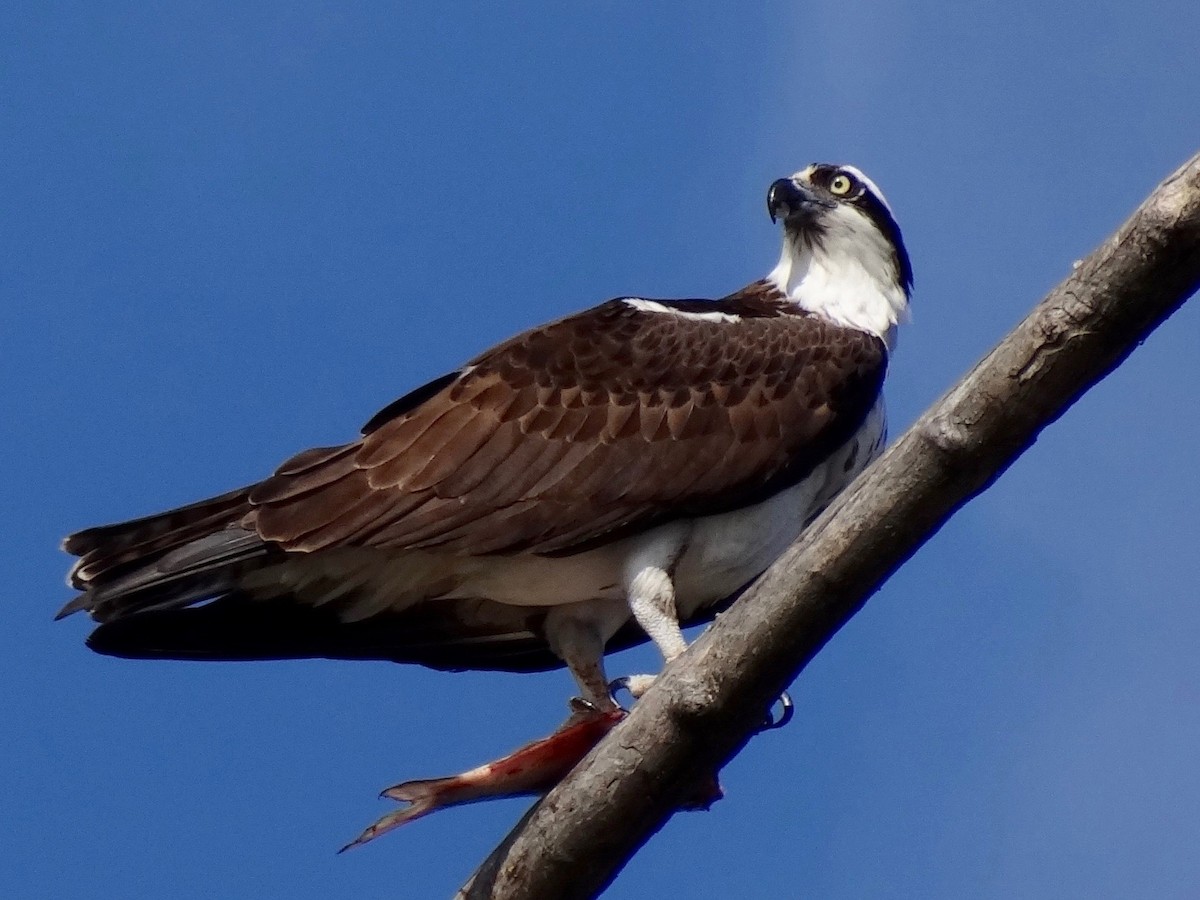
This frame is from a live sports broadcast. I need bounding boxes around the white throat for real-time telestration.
[767,217,909,348]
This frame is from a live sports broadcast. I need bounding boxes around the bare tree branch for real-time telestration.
[458,151,1200,900]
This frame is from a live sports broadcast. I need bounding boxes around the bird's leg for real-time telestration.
[565,653,619,712]
[544,606,621,711]
[629,565,688,660]
[615,564,687,701]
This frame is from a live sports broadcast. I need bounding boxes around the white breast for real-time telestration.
[670,397,886,618]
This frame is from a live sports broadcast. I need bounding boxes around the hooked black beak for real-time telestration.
[767,178,829,224]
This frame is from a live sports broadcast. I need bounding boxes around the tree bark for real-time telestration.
[457,151,1200,900]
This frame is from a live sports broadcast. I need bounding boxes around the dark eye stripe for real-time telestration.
[808,162,913,294]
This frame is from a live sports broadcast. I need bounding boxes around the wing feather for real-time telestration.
[241,295,886,556]
[65,285,888,632]
[62,282,889,671]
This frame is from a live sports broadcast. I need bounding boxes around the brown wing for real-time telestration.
[61,282,887,669]
[246,288,887,556]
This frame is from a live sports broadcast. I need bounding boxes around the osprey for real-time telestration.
[59,163,912,718]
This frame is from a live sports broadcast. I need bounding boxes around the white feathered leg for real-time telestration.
[544,601,627,711]
[546,526,693,707]
[627,564,687,662]
[613,567,688,701]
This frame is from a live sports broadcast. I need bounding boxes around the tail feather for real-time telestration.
[64,486,253,588]
[60,487,269,623]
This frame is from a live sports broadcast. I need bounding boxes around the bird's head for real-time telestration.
[767,164,912,345]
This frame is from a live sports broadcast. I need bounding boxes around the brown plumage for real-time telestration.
[60,279,887,672]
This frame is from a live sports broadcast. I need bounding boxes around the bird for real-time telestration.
[58,163,912,717]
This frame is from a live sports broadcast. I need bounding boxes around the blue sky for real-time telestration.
[4,1,1200,897]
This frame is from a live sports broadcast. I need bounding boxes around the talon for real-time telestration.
[758,691,794,731]
[608,676,633,707]
[565,696,609,724]
[608,673,657,705]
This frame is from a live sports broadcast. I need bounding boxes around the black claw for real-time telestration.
[568,696,597,714]
[758,691,794,732]
[607,676,633,710]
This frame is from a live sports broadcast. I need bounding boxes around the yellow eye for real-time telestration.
[829,173,854,196]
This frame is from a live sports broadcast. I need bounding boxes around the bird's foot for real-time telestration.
[340,698,625,851]
[608,673,658,703]
[761,691,794,731]
[611,674,794,731]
